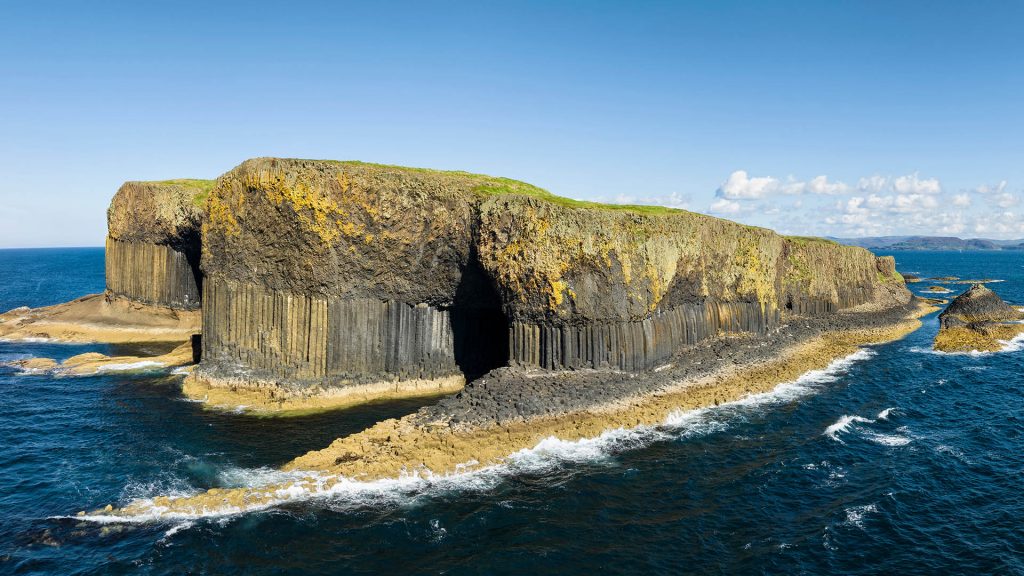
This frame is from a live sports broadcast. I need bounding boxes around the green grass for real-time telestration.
[143,178,216,208]
[784,235,839,246]
[327,160,687,216]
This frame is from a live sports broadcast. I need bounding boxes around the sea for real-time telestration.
[0,247,1022,575]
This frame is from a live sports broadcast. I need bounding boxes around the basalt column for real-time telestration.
[105,180,211,309]
[199,276,462,384]
[195,158,496,401]
[476,195,908,372]
[508,301,778,371]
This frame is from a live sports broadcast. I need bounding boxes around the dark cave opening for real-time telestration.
[174,229,204,307]
[450,256,510,381]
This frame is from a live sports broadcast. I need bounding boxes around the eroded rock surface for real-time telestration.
[934,284,1024,352]
[106,179,212,309]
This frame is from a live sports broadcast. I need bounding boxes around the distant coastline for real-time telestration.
[833,235,1024,251]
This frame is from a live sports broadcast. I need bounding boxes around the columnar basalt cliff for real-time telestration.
[0,180,210,345]
[105,179,212,309]
[187,158,910,411]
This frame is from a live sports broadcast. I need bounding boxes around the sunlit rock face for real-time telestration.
[192,157,909,400]
[934,284,1024,352]
[105,179,212,310]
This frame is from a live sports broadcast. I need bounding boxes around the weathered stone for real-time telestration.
[934,284,1024,352]
[192,157,912,409]
[105,180,212,309]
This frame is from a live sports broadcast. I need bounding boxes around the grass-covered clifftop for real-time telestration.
[107,179,213,247]
[203,157,906,324]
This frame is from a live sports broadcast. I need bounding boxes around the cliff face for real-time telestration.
[195,158,910,396]
[106,180,212,309]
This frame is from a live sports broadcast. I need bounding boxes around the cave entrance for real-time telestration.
[450,256,509,381]
[175,229,204,306]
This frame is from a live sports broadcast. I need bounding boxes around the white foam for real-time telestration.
[843,503,878,528]
[176,397,206,404]
[0,336,53,343]
[998,332,1024,352]
[824,415,873,442]
[13,365,55,376]
[95,360,166,373]
[863,432,911,446]
[73,348,880,523]
[825,406,909,445]
[160,520,194,541]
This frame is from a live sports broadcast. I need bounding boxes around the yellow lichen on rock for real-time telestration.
[181,373,465,417]
[933,325,1024,353]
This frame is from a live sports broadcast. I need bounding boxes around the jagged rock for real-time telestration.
[939,284,1021,327]
[934,284,1024,352]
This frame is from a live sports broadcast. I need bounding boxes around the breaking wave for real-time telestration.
[824,407,908,445]
[94,360,167,373]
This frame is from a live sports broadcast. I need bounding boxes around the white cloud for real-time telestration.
[857,175,888,193]
[709,198,742,214]
[996,192,1018,209]
[718,170,938,200]
[892,193,938,212]
[804,175,850,195]
[973,180,1008,195]
[892,172,942,195]
[717,170,780,199]
[612,191,691,210]
[707,170,1024,240]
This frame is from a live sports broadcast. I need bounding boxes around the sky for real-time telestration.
[1,1,1023,247]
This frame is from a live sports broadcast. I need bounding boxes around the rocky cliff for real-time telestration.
[105,179,212,309]
[188,158,909,409]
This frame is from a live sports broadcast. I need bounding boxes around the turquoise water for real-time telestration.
[1,248,1023,575]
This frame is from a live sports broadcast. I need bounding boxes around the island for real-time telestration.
[1,157,938,518]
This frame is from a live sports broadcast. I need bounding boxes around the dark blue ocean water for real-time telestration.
[1,248,1022,575]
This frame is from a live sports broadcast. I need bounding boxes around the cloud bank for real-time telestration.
[706,170,1023,239]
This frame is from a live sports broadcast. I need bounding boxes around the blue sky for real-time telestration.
[1,1,1022,247]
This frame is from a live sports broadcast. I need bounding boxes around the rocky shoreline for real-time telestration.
[416,299,926,429]
[96,298,933,519]
[0,293,199,344]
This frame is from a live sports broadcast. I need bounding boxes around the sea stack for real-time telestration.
[934,284,1024,352]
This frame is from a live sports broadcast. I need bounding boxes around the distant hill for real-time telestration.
[830,236,1024,251]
